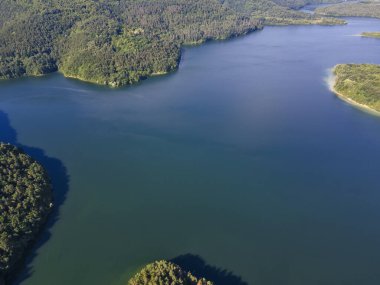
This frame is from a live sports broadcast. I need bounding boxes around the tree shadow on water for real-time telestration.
[171,254,249,285]
[0,111,70,285]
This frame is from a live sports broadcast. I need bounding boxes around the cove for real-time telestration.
[1,17,380,285]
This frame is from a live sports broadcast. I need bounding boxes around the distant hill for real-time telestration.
[316,1,380,18]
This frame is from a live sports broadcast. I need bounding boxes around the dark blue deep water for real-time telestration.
[1,17,380,285]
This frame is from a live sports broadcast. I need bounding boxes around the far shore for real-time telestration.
[327,68,380,116]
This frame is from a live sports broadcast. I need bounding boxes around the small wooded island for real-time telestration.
[0,143,52,285]
[332,64,380,114]
[128,260,212,285]
[361,32,380,39]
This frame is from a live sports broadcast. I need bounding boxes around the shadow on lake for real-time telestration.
[171,254,249,285]
[0,110,70,285]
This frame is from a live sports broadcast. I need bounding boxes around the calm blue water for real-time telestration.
[1,17,380,285]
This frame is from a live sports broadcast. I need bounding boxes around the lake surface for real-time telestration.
[1,17,380,285]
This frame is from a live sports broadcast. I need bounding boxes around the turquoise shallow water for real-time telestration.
[1,17,380,285]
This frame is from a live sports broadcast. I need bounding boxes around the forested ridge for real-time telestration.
[0,0,344,87]
[221,0,344,24]
[0,143,52,284]
[316,1,380,19]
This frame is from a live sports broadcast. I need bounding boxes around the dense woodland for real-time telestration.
[221,0,344,24]
[0,143,52,284]
[333,64,380,112]
[0,0,343,87]
[316,1,380,18]
[128,260,213,285]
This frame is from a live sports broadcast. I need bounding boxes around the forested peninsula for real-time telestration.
[316,1,380,19]
[0,143,52,285]
[332,64,380,114]
[128,260,213,285]
[0,0,344,87]
[362,32,380,38]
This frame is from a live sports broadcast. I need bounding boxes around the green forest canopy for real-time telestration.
[0,143,52,283]
[0,0,344,87]
[333,64,380,112]
[128,260,213,285]
[316,1,380,19]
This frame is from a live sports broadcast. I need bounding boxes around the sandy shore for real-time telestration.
[326,67,380,116]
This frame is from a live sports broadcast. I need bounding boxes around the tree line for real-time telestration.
[0,0,343,87]
[0,143,52,284]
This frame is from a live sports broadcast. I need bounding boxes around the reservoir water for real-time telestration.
[1,17,380,285]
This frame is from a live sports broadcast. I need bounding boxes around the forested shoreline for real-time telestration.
[332,64,380,114]
[362,32,380,38]
[128,260,213,285]
[0,143,52,285]
[316,1,380,19]
[0,0,344,87]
